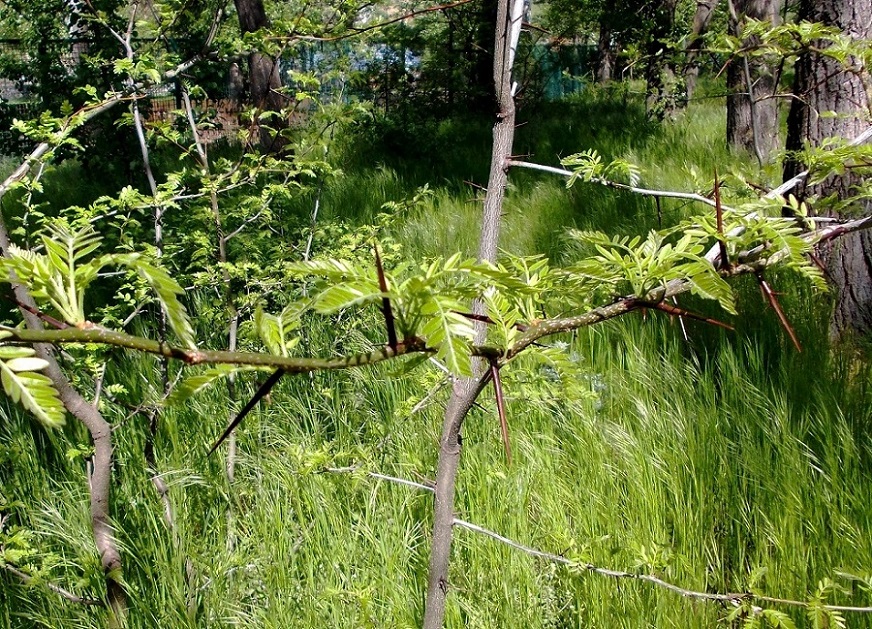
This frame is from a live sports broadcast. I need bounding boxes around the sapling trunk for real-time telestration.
[422,0,519,625]
[0,220,127,621]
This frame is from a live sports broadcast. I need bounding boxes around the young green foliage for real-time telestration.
[0,223,195,347]
[0,221,195,425]
[567,229,737,313]
[561,150,641,187]
[0,332,64,428]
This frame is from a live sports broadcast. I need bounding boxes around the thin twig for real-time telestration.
[408,377,450,416]
[325,467,872,614]
[756,273,802,351]
[326,466,435,492]
[278,0,478,42]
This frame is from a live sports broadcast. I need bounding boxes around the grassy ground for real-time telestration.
[1,88,872,628]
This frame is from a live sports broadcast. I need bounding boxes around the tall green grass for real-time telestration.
[2,89,871,628]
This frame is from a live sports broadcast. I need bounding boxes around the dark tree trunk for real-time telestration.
[595,21,614,82]
[784,0,872,337]
[645,0,681,119]
[684,0,721,99]
[234,0,285,150]
[726,0,781,162]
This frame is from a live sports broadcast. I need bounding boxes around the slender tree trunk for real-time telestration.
[234,0,285,150]
[726,0,782,162]
[595,21,614,83]
[784,0,872,337]
[422,0,520,626]
[684,0,721,99]
[0,222,126,622]
[645,0,681,118]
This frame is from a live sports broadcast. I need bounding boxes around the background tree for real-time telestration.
[684,0,721,98]
[725,0,782,163]
[784,0,872,336]
[233,0,286,149]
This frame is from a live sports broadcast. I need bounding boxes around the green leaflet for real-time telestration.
[254,306,302,357]
[761,610,797,629]
[312,281,383,314]
[0,223,196,348]
[0,342,65,428]
[167,365,271,406]
[114,254,197,349]
[419,295,475,377]
[561,149,641,188]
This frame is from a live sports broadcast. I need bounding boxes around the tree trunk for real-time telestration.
[684,0,721,99]
[645,0,681,119]
[783,0,872,337]
[0,219,126,622]
[234,0,285,150]
[422,0,519,625]
[595,21,614,83]
[726,0,782,162]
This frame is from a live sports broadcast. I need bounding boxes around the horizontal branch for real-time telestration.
[326,466,435,492]
[509,123,872,220]
[453,518,748,605]
[2,213,869,380]
[506,160,734,211]
[506,211,872,358]
[0,324,427,372]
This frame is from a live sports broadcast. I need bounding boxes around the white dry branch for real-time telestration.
[508,123,872,211]
[328,466,872,615]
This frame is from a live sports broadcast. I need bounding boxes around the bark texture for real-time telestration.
[422,0,518,625]
[726,0,782,161]
[784,0,872,337]
[234,0,285,150]
[684,0,721,99]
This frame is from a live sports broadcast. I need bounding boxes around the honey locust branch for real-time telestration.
[0,325,430,370]
[505,212,872,358]
[3,212,871,373]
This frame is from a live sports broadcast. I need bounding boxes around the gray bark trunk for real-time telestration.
[596,22,614,83]
[234,0,285,150]
[784,0,872,337]
[726,0,782,161]
[684,0,721,99]
[422,0,518,625]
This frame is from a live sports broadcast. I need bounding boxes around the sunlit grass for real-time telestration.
[2,89,871,628]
